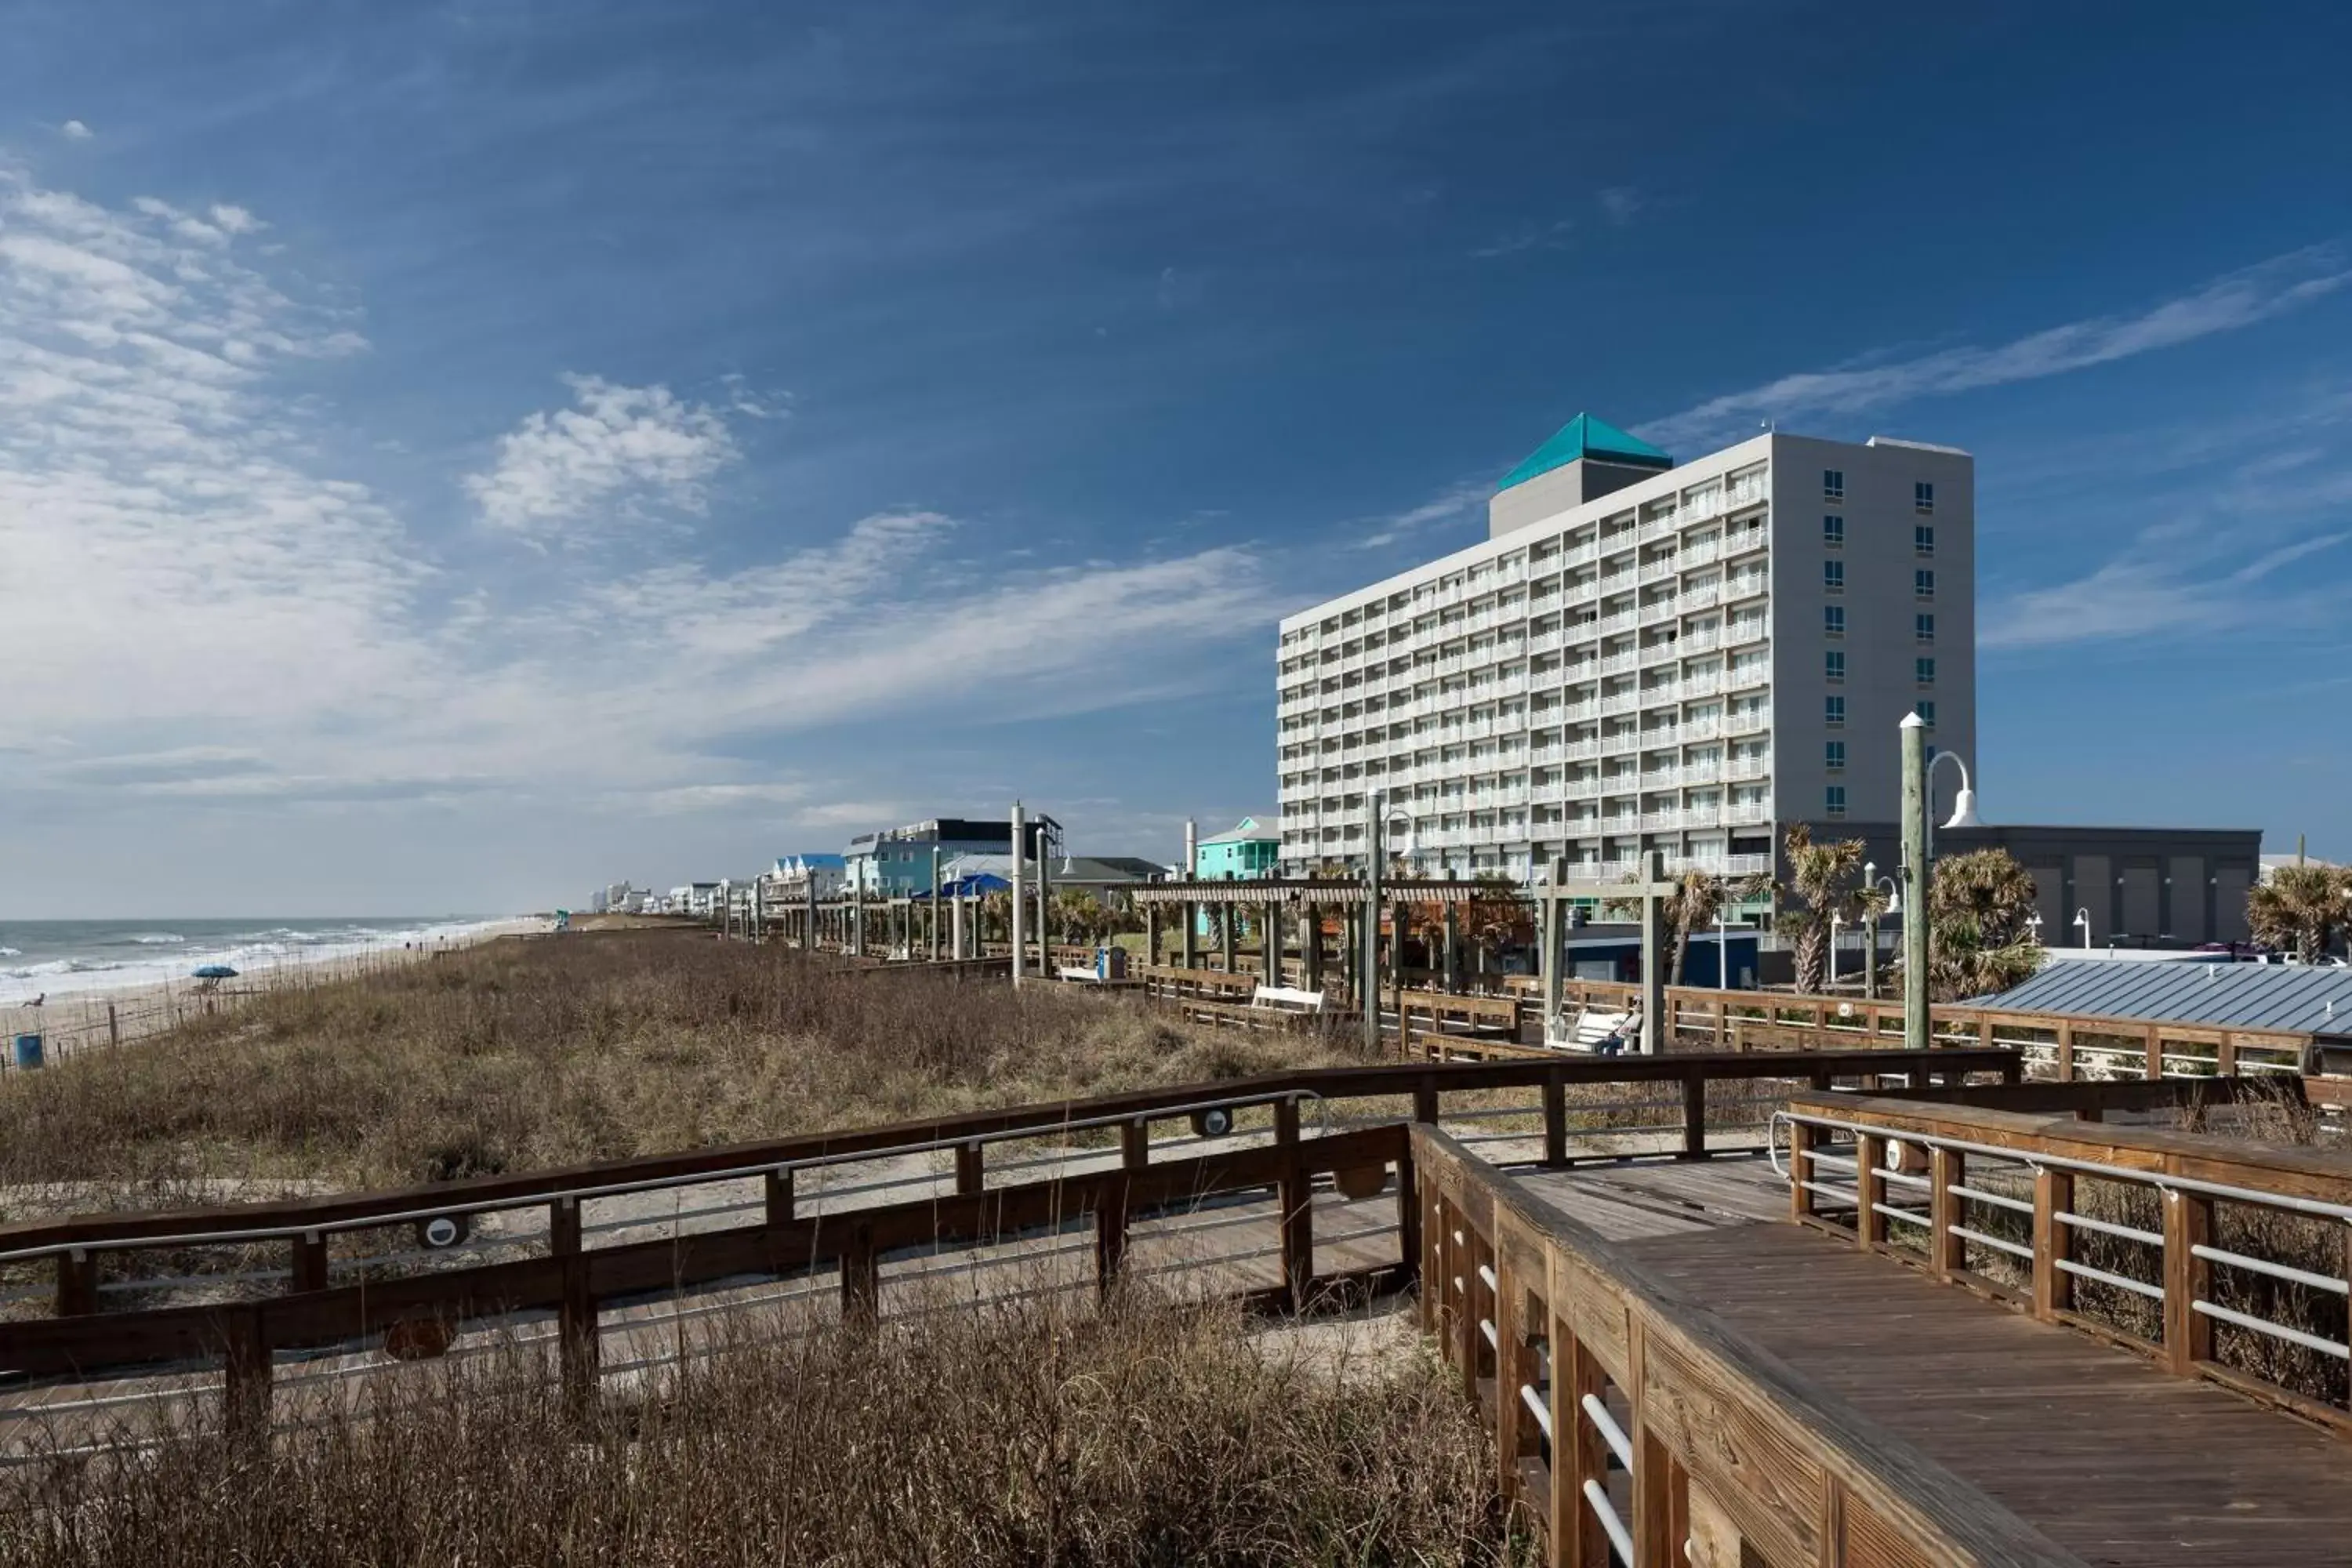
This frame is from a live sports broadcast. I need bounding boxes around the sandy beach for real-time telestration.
[0,918,543,1065]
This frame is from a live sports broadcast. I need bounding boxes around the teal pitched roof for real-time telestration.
[1496,413,1672,492]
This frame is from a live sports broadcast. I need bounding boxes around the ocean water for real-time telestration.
[0,916,513,1006]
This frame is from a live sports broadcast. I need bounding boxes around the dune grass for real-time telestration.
[0,1286,1526,1567]
[0,931,1366,1215]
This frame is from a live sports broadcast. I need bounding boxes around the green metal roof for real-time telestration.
[1496,412,1671,492]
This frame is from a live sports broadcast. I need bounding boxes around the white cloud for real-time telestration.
[59,120,91,141]
[467,373,740,537]
[0,168,1283,851]
[1983,527,2351,650]
[1355,478,1490,548]
[1643,247,2352,449]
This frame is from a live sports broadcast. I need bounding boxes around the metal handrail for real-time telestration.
[1771,1109,2352,1226]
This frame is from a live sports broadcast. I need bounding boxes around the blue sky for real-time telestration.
[2,0,2349,916]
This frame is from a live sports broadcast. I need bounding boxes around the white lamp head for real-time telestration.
[1941,785,1980,831]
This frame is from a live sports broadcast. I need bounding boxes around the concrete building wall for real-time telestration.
[1806,822,2262,949]
[1767,435,1976,834]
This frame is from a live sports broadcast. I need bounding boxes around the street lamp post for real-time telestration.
[2074,908,2092,949]
[1829,909,1842,989]
[1861,861,1901,1000]
[1900,715,1930,1051]
[1363,791,1415,1055]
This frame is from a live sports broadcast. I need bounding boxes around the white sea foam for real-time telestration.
[0,919,521,1007]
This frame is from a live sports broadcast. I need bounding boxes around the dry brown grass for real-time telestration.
[0,932,1367,1216]
[0,1288,1526,1567]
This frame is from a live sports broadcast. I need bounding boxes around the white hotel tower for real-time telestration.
[1275,415,1975,882]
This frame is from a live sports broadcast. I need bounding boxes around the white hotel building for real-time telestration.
[1275,414,1975,883]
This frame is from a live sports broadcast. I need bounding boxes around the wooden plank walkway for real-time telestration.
[1509,1160,2352,1566]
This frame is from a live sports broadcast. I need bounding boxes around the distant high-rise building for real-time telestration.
[1275,417,1975,880]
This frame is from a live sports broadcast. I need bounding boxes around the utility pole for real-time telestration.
[1901,713,1929,1052]
[1010,801,1025,988]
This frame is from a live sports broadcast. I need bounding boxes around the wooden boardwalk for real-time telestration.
[1508,1156,2352,1566]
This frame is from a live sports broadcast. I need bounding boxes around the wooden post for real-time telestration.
[1094,1174,1130,1296]
[1542,1069,1568,1169]
[764,1167,794,1226]
[2163,1187,2214,1374]
[1856,1133,1886,1247]
[2032,1167,2072,1320]
[222,1306,271,1442]
[956,1141,984,1196]
[1221,902,1236,975]
[1396,1139,1420,1290]
[1789,1120,1817,1221]
[1563,1334,1612,1568]
[1492,1251,1522,1510]
[1421,1192,1446,1336]
[1929,1147,1964,1280]
[2144,1023,2163,1080]
[1679,1069,1705,1160]
[840,1221,879,1325]
[1262,901,1282,987]
[1443,901,1461,993]
[55,1248,97,1317]
[1121,1116,1150,1171]
[1274,1096,1313,1310]
[293,1230,328,1294]
[1181,896,1197,971]
[107,1003,120,1048]
[1144,904,1160,970]
[552,1196,597,1413]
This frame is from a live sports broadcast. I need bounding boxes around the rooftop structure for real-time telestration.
[1987,958,2352,1036]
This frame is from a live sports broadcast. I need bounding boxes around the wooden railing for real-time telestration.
[0,1050,2018,1446]
[1412,1123,2077,1566]
[1399,991,1531,1060]
[1546,976,2315,1078]
[1780,1080,2352,1436]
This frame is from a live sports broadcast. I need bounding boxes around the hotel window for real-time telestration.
[1915,612,1935,644]
[1915,481,1935,514]
[1824,695,1846,728]
[1823,514,1845,546]
[1824,605,1845,637]
[1916,656,1936,685]
[1915,568,1936,600]
[1917,699,1936,728]
[1824,650,1845,684]
[1915,524,1936,557]
[1825,740,1846,771]
[1823,560,1845,593]
[1824,785,1847,818]
[1824,469,1845,501]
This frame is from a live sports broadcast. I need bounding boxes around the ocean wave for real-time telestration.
[125,934,186,946]
[0,947,19,957]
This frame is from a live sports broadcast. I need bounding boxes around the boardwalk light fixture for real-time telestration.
[2073,907,2092,949]
[1863,862,1901,1000]
[1900,714,1930,1052]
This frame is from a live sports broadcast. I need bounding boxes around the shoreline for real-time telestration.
[0,919,542,1065]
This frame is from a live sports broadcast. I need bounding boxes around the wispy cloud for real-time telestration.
[1597,187,1642,227]
[1355,477,1490,548]
[1472,218,1572,260]
[0,167,1284,833]
[1984,526,2352,650]
[58,120,92,141]
[1644,247,2352,449]
[467,374,741,539]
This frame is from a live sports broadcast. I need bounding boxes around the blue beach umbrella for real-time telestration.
[192,964,238,980]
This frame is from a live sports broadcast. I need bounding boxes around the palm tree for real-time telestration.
[2249,863,2352,962]
[1777,822,1864,994]
[1659,870,1774,986]
[1924,848,2045,1001]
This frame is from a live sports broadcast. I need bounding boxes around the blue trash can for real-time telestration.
[12,1033,42,1070]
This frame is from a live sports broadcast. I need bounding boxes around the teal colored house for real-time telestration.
[1195,815,1281,880]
